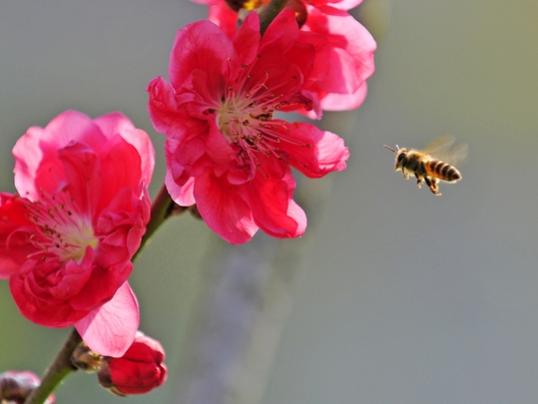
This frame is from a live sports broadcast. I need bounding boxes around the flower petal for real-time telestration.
[302,6,376,109]
[207,0,239,37]
[10,252,96,327]
[261,8,299,52]
[76,282,140,357]
[279,122,349,178]
[13,111,103,200]
[232,12,260,67]
[194,173,258,243]
[147,77,184,137]
[247,164,306,238]
[169,20,234,93]
[166,172,196,206]
[94,112,155,188]
[0,194,35,278]
[320,81,369,110]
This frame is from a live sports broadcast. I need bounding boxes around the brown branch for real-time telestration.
[24,330,81,404]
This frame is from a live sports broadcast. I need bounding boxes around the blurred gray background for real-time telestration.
[1,0,537,403]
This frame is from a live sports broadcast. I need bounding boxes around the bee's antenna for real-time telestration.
[383,144,398,153]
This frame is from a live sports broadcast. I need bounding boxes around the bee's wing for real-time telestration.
[421,135,468,165]
[421,135,456,155]
[445,143,469,165]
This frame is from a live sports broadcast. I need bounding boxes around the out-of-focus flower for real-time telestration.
[148,11,349,243]
[192,0,376,114]
[0,110,154,356]
[0,371,55,403]
[98,332,167,396]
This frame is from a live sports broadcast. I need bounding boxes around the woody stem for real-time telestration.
[24,330,81,404]
[134,185,180,261]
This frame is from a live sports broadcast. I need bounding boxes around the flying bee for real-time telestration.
[384,136,468,196]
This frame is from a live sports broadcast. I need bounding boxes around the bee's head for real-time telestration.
[395,148,409,170]
[384,144,408,171]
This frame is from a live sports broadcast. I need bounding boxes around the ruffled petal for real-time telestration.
[165,172,196,206]
[302,6,376,109]
[278,122,349,178]
[207,1,238,37]
[76,282,139,357]
[320,81,368,111]
[147,77,185,137]
[94,112,155,188]
[164,134,207,206]
[194,172,258,243]
[232,13,261,67]
[169,20,234,94]
[0,194,35,278]
[10,251,96,327]
[13,110,104,200]
[261,8,299,52]
[246,166,306,238]
[57,142,99,215]
[93,140,143,215]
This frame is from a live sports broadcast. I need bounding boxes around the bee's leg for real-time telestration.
[432,179,442,196]
[425,177,442,196]
[415,174,423,189]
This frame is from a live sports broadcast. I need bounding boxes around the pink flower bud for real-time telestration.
[98,332,167,396]
[0,371,55,403]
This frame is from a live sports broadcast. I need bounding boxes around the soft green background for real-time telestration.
[0,0,537,403]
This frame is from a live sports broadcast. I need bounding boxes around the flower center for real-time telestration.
[27,192,98,262]
[217,95,273,146]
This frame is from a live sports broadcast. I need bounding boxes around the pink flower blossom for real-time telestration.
[191,0,376,114]
[0,110,154,356]
[148,11,349,243]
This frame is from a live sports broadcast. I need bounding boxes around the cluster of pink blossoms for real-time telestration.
[0,1,375,399]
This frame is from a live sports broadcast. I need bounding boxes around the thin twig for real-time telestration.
[134,185,179,261]
[24,330,81,404]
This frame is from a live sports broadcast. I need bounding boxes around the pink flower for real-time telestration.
[98,332,167,396]
[148,11,349,243]
[0,371,55,403]
[0,110,154,356]
[191,0,376,114]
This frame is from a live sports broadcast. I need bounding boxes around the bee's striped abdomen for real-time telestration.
[426,160,462,182]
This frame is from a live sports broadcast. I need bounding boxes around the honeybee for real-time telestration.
[384,136,467,196]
